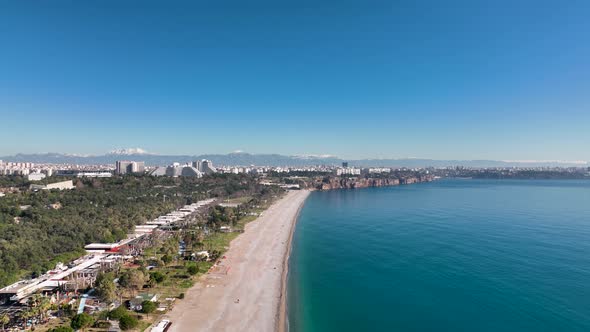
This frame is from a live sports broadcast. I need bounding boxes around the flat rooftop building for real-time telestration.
[30,180,75,191]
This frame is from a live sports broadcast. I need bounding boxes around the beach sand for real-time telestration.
[166,189,310,332]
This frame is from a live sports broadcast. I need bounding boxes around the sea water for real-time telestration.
[287,179,590,331]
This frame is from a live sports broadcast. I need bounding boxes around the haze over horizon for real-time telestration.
[1,148,588,166]
[1,1,589,160]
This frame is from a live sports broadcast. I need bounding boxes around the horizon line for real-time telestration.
[0,150,588,165]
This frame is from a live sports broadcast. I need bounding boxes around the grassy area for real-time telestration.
[137,319,152,332]
[220,195,253,204]
[38,317,71,331]
[201,232,239,250]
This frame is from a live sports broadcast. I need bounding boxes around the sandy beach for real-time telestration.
[166,189,310,332]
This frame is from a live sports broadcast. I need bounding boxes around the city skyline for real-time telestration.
[1,148,588,167]
[1,1,589,160]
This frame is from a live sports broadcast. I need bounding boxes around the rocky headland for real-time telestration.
[307,175,435,190]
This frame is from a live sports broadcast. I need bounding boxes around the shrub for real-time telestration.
[49,327,74,332]
[149,271,166,284]
[119,314,139,330]
[161,254,173,265]
[70,313,94,331]
[108,306,129,320]
[187,265,199,275]
[140,300,157,314]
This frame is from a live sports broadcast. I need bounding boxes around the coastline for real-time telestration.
[277,189,309,332]
[166,189,310,332]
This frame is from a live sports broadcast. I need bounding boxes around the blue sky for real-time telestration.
[1,0,589,160]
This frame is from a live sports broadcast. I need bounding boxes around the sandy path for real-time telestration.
[166,190,310,332]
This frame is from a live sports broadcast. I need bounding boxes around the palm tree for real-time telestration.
[28,307,39,330]
[38,297,51,322]
[17,310,31,330]
[25,294,48,329]
[0,313,10,332]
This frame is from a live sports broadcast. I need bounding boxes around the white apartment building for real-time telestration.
[334,167,361,176]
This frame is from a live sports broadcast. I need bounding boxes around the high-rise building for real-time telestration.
[116,161,145,175]
[192,160,203,171]
[192,159,216,174]
[342,162,349,168]
[116,161,131,174]
[201,159,216,174]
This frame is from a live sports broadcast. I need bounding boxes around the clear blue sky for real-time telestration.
[1,0,589,160]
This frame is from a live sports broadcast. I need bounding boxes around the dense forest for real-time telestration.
[0,174,275,288]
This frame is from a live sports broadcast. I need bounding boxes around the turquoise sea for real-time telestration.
[287,179,590,332]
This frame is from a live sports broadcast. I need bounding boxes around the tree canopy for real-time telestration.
[118,269,146,292]
[119,314,139,330]
[140,300,157,314]
[70,313,94,331]
[95,272,116,303]
[0,174,283,287]
[108,306,129,320]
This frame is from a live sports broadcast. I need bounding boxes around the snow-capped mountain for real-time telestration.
[0,150,587,168]
[107,148,152,155]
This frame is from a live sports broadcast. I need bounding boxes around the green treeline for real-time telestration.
[0,174,272,288]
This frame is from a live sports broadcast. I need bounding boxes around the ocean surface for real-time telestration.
[287,179,590,332]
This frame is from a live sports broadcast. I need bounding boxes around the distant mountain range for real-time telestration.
[0,151,588,168]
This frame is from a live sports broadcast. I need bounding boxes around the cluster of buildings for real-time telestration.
[365,167,393,174]
[334,167,362,176]
[83,199,215,255]
[0,160,119,181]
[27,170,113,181]
[216,166,268,174]
[0,198,215,307]
[3,157,392,183]
[115,160,146,175]
[1,158,424,181]
[270,165,333,173]
[83,198,215,256]
[0,255,118,303]
[215,163,392,176]
[331,162,360,175]
[146,199,215,226]
[219,162,383,178]
[0,160,117,178]
[149,159,216,178]
[0,160,54,177]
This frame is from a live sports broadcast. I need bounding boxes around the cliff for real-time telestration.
[311,175,434,190]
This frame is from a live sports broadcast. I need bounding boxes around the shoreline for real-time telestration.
[166,189,310,332]
[276,189,308,332]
